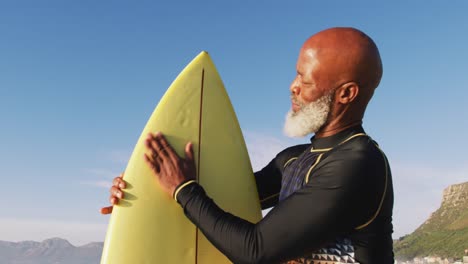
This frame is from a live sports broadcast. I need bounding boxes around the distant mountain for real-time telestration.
[0,238,103,264]
[394,181,468,260]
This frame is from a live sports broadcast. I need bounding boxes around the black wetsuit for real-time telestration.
[176,126,394,264]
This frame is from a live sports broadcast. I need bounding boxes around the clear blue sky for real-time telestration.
[1,1,467,245]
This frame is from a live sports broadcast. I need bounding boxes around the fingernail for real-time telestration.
[119,183,125,188]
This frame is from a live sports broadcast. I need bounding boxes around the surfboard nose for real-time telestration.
[197,50,210,60]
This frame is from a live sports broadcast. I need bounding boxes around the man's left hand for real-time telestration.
[144,132,196,197]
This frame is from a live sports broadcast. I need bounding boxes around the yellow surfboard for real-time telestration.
[101,51,262,264]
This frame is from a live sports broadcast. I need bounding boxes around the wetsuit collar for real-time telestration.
[310,125,365,150]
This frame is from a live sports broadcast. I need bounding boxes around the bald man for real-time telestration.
[103,27,394,264]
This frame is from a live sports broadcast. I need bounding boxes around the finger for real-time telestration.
[185,142,194,162]
[152,133,170,159]
[117,172,126,188]
[112,176,126,189]
[145,138,162,169]
[110,186,124,199]
[145,143,155,162]
[185,142,196,179]
[151,152,160,164]
[145,135,163,162]
[145,153,160,174]
[157,133,179,164]
[100,206,113,214]
[145,135,157,153]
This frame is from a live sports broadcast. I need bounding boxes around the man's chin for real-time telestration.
[283,110,313,138]
[284,92,332,138]
[291,105,301,113]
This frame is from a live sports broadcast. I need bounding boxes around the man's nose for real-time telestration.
[290,78,300,95]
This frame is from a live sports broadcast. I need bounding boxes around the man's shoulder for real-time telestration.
[335,134,384,157]
[316,134,387,172]
[311,134,388,186]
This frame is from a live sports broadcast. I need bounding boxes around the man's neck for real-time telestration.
[315,120,363,138]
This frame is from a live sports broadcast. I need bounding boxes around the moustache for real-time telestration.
[290,95,306,107]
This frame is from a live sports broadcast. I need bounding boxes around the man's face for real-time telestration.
[289,48,330,112]
[284,47,334,137]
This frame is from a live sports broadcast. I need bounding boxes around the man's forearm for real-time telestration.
[176,182,266,264]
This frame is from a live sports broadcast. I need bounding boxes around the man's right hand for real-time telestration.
[100,173,126,214]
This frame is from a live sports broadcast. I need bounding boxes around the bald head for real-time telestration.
[288,27,383,137]
[302,27,383,99]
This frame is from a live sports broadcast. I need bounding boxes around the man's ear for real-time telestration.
[336,82,359,104]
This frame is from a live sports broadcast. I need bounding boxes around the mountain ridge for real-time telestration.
[0,238,103,264]
[394,181,468,260]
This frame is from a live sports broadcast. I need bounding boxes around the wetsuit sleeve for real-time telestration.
[175,146,386,264]
[254,144,309,209]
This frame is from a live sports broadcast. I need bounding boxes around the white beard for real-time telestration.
[283,93,333,138]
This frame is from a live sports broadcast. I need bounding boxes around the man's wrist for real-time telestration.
[173,179,197,202]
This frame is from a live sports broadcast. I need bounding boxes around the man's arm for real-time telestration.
[176,148,383,264]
